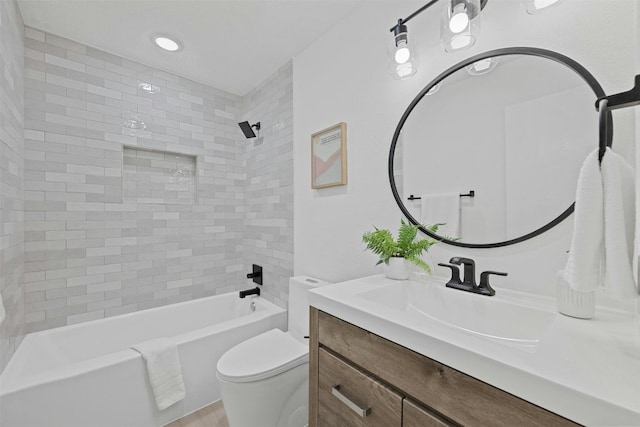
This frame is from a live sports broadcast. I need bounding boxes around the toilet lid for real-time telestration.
[216,329,309,383]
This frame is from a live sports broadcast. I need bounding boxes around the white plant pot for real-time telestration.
[385,257,410,280]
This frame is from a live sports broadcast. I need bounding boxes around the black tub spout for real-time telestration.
[239,287,260,298]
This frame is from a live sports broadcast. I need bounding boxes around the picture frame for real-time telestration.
[311,122,347,189]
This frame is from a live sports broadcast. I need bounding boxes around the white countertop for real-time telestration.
[309,274,640,426]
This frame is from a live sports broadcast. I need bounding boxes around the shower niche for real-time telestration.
[123,147,198,204]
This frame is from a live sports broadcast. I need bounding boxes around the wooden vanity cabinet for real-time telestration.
[403,399,455,427]
[309,308,580,427]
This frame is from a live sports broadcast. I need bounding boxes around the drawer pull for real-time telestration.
[331,384,371,418]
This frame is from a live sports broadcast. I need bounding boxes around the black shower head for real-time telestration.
[238,121,261,138]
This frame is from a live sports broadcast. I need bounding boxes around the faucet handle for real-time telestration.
[478,271,508,296]
[438,263,462,287]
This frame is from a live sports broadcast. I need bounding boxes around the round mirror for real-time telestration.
[389,47,612,248]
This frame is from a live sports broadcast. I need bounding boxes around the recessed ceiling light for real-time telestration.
[153,35,182,52]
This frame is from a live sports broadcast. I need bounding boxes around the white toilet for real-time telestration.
[216,276,329,427]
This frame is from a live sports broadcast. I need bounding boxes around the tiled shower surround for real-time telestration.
[21,27,293,333]
[241,64,294,308]
[0,0,25,372]
[123,147,197,205]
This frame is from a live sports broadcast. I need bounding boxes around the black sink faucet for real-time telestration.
[438,257,507,297]
[449,257,477,288]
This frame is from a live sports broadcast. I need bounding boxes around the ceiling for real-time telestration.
[17,0,364,96]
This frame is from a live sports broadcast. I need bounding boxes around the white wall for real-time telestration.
[293,0,637,296]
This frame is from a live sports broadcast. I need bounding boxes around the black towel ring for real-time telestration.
[596,74,640,164]
[598,98,608,163]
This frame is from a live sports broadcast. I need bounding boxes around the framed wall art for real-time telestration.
[311,122,347,189]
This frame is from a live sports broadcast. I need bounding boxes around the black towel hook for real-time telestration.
[596,74,640,164]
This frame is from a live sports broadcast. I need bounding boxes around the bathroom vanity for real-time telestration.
[308,275,640,426]
[310,309,575,426]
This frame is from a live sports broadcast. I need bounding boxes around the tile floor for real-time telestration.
[166,400,229,427]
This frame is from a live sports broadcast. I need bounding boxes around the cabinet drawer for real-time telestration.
[403,399,456,427]
[318,348,402,427]
[317,310,579,427]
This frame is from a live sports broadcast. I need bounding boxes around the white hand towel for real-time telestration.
[420,193,460,239]
[564,149,604,292]
[601,147,639,299]
[131,338,186,411]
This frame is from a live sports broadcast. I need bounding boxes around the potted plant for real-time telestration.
[362,220,441,280]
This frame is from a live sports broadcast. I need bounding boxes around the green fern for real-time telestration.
[362,220,442,274]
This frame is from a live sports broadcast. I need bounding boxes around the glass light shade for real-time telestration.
[525,0,561,14]
[440,0,481,53]
[465,57,500,75]
[426,81,443,96]
[388,30,419,80]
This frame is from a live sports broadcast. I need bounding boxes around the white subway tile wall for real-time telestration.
[0,0,25,373]
[22,27,294,333]
[241,63,294,309]
[123,147,197,204]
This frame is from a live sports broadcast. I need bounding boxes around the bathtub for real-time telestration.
[0,292,286,427]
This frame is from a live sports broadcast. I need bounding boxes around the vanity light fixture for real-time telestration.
[389,20,419,80]
[389,0,561,79]
[389,0,488,79]
[152,34,182,52]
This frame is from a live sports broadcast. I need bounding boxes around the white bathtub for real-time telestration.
[0,292,286,427]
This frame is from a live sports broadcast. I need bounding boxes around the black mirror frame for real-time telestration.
[389,47,613,248]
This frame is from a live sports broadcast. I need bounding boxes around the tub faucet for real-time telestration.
[247,264,263,286]
[239,287,260,298]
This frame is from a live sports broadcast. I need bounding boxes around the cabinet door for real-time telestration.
[403,399,456,427]
[318,348,402,427]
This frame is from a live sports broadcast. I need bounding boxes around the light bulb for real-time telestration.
[395,42,411,64]
[449,3,469,33]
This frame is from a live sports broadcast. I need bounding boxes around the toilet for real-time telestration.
[216,276,329,427]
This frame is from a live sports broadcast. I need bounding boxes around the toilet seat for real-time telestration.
[216,329,308,383]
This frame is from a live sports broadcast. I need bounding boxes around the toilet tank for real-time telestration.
[288,276,330,342]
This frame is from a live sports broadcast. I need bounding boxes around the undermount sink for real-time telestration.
[358,280,556,350]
